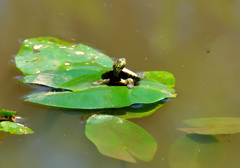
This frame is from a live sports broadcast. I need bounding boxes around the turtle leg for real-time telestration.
[92,79,110,86]
[137,72,147,79]
[122,78,134,89]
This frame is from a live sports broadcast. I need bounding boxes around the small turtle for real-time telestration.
[92,58,146,89]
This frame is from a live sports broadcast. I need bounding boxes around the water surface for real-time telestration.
[1,1,240,168]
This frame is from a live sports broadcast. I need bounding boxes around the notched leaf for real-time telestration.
[85,115,157,162]
[169,134,225,168]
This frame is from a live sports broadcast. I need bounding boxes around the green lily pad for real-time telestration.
[15,37,176,109]
[0,109,16,117]
[26,77,175,109]
[21,69,106,91]
[0,109,33,135]
[0,121,34,135]
[144,71,175,91]
[16,37,113,76]
[169,134,225,168]
[85,115,157,163]
[178,117,240,135]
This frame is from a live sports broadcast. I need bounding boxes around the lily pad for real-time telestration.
[16,37,113,76]
[26,77,175,109]
[0,109,16,117]
[144,71,175,91]
[21,69,107,91]
[85,115,157,163]
[15,37,176,109]
[169,134,225,168]
[178,117,240,135]
[0,109,33,135]
[0,121,34,135]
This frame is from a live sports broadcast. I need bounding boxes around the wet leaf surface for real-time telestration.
[85,115,157,163]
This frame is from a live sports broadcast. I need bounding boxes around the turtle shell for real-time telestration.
[101,68,144,86]
[102,68,139,81]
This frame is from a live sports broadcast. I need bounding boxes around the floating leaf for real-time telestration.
[26,77,175,109]
[15,37,176,109]
[85,115,157,163]
[0,109,33,135]
[0,121,34,135]
[0,109,16,117]
[0,109,16,122]
[169,134,225,168]
[21,69,106,91]
[178,117,240,135]
[144,71,175,91]
[15,37,113,76]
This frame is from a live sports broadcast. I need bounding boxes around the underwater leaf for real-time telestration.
[178,117,240,135]
[0,121,34,135]
[85,115,157,163]
[101,99,166,119]
[169,134,225,168]
[79,99,167,120]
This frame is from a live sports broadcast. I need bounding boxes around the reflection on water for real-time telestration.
[1,0,240,168]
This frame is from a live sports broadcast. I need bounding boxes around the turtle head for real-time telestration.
[113,58,126,75]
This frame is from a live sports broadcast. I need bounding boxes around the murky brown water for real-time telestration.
[1,1,240,168]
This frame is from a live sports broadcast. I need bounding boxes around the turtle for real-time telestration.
[92,58,146,89]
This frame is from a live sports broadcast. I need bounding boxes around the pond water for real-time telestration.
[1,0,240,168]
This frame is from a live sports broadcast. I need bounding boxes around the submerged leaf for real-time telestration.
[169,134,225,168]
[178,117,240,135]
[101,99,166,119]
[85,115,157,163]
[0,121,34,135]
